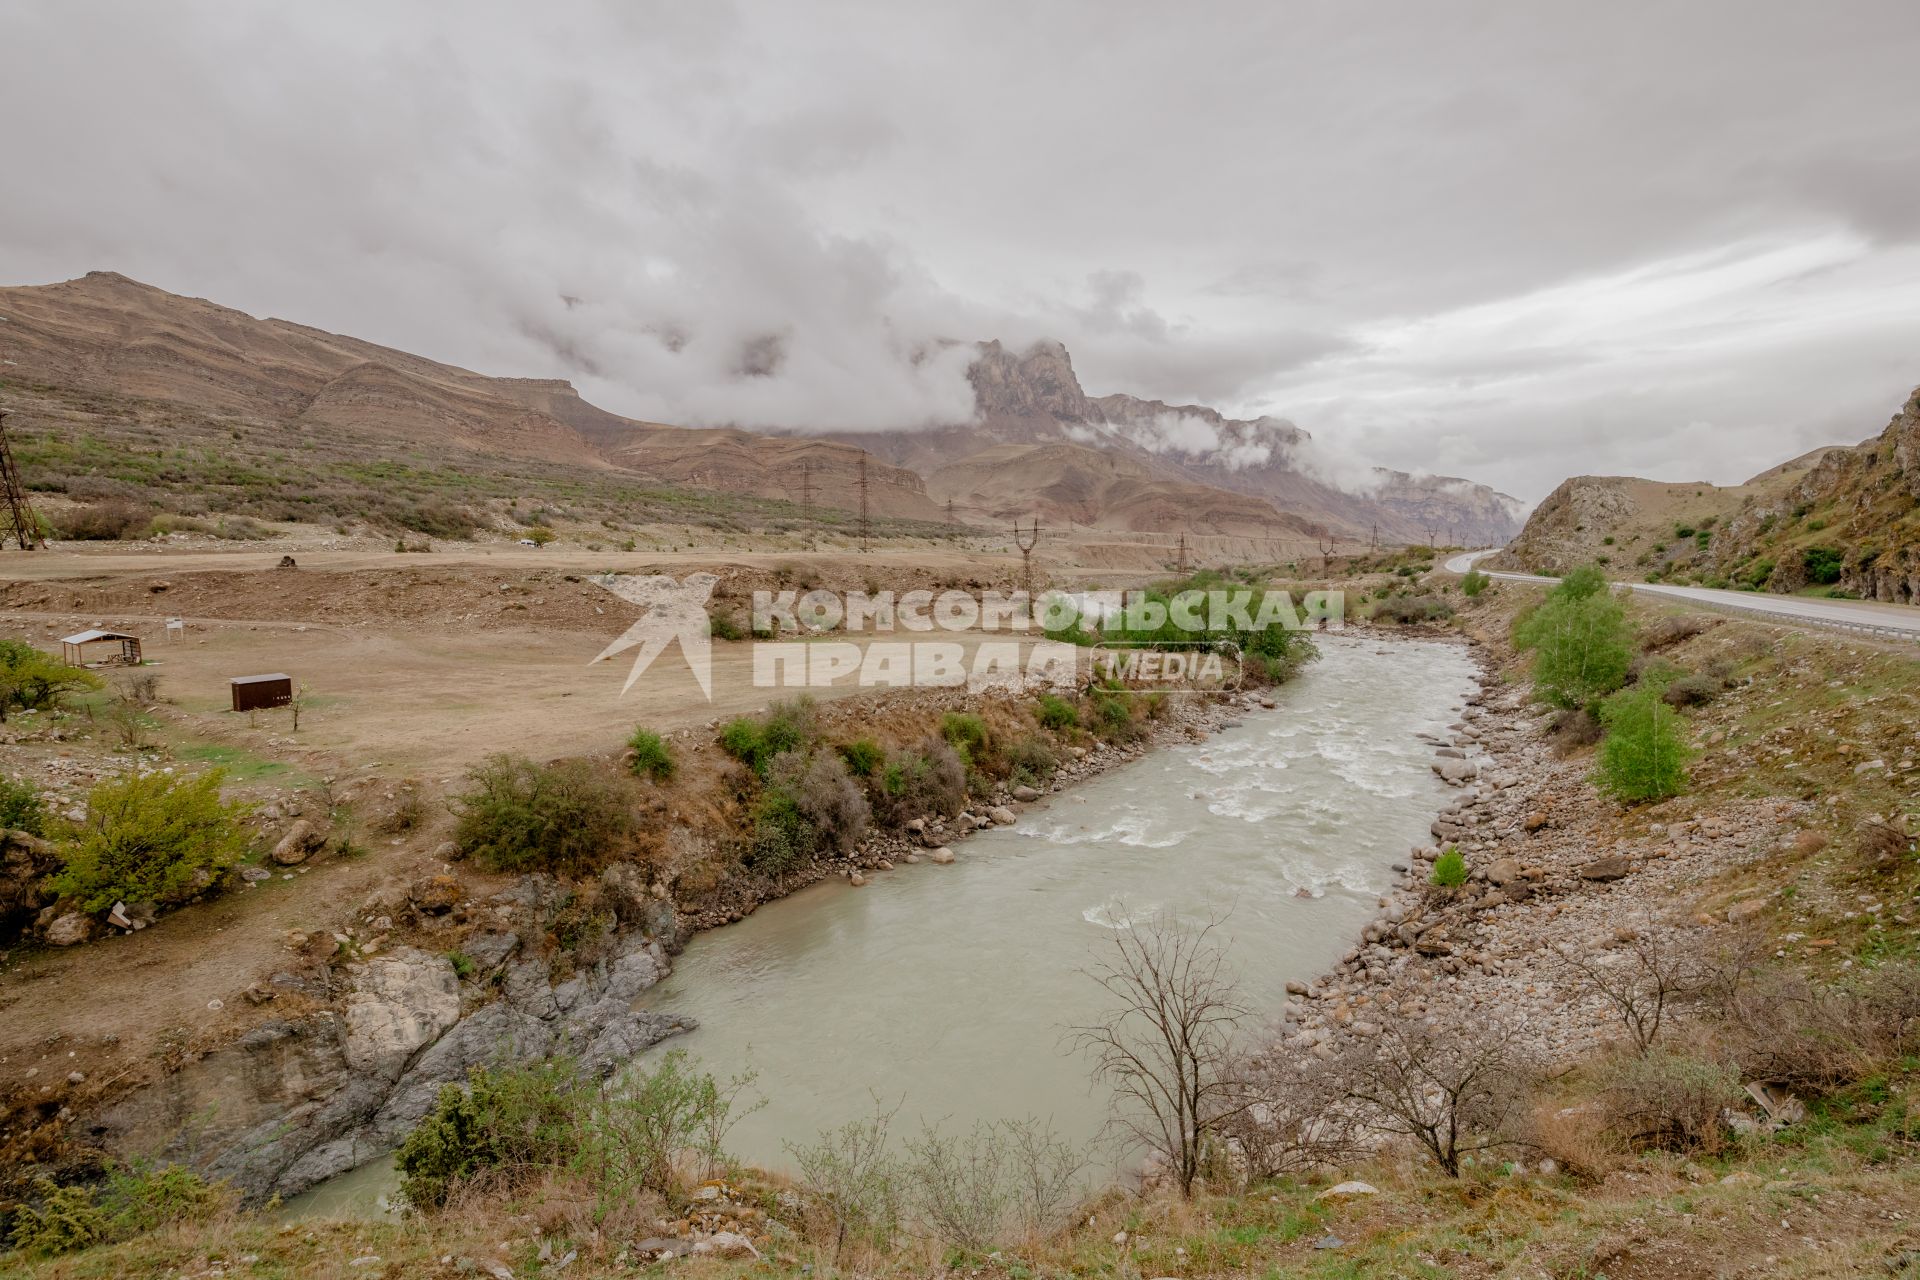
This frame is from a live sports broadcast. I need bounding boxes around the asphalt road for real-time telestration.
[1443,550,1920,642]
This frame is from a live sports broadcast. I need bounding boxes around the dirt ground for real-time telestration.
[0,540,1089,1102]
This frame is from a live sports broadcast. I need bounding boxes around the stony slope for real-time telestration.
[1502,382,1919,603]
[1494,449,1844,579]
[1706,385,1920,602]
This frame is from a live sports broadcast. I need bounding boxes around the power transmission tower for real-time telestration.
[1013,516,1041,596]
[944,496,956,523]
[856,455,871,552]
[1424,525,1438,549]
[0,411,46,551]
[1369,521,1379,551]
[799,460,814,515]
[1175,529,1189,575]
[1317,532,1336,575]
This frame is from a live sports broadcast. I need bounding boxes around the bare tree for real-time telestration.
[1558,921,1711,1054]
[1334,1016,1532,1177]
[1070,912,1248,1198]
[1214,1048,1365,1184]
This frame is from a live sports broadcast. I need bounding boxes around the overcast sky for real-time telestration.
[4,1,1919,502]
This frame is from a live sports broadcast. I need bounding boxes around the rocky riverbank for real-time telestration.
[1278,634,1806,1068]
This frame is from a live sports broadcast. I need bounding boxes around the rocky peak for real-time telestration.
[968,338,1093,421]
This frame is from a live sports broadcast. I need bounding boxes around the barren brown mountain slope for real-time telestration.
[1494,447,1846,579]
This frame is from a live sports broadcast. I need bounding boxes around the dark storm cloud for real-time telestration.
[2,0,1918,500]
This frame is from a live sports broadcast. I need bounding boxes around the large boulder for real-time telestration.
[271,819,326,866]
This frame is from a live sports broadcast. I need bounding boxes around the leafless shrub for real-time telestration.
[1558,921,1712,1053]
[1547,708,1603,753]
[1590,1045,1742,1154]
[902,1117,1087,1251]
[769,749,871,854]
[1640,614,1714,652]
[113,671,162,704]
[785,1102,904,1264]
[1069,912,1248,1198]
[1857,818,1914,866]
[873,738,966,826]
[54,499,153,541]
[1717,961,1920,1093]
[1332,1016,1534,1177]
[1523,1097,1622,1180]
[1213,1050,1365,1183]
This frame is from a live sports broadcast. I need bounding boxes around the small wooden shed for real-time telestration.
[60,629,142,666]
[230,673,293,712]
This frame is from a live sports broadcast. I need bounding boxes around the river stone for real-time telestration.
[44,912,93,947]
[928,846,955,864]
[988,805,1017,826]
[1315,1181,1380,1200]
[1011,785,1040,802]
[1485,857,1521,886]
[1578,855,1632,881]
[342,948,459,1079]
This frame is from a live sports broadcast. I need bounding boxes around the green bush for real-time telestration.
[1553,563,1608,601]
[1004,735,1059,788]
[0,774,46,836]
[1035,693,1079,732]
[874,740,967,826]
[708,611,746,641]
[1372,595,1453,624]
[940,712,990,766]
[1803,545,1845,586]
[837,738,885,778]
[1514,589,1634,710]
[1594,685,1691,803]
[0,639,103,722]
[452,755,633,874]
[1430,847,1468,888]
[7,1162,232,1258]
[51,770,252,912]
[396,1058,590,1209]
[1460,569,1490,598]
[719,697,817,777]
[577,1050,758,1204]
[625,727,675,782]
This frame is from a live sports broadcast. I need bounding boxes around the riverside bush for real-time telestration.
[1430,846,1468,888]
[1594,1047,1742,1154]
[719,697,817,777]
[940,711,991,767]
[1595,686,1691,803]
[1035,692,1079,732]
[1372,594,1453,624]
[7,1162,233,1258]
[625,726,675,782]
[768,750,870,856]
[396,1058,591,1209]
[1515,587,1633,710]
[1461,568,1491,597]
[452,755,633,874]
[837,738,885,778]
[874,739,966,825]
[0,774,46,835]
[577,1050,759,1205]
[51,770,252,912]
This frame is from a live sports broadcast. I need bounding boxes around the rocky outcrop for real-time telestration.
[88,932,693,1203]
[0,828,60,944]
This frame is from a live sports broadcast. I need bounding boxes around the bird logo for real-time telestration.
[588,572,720,700]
